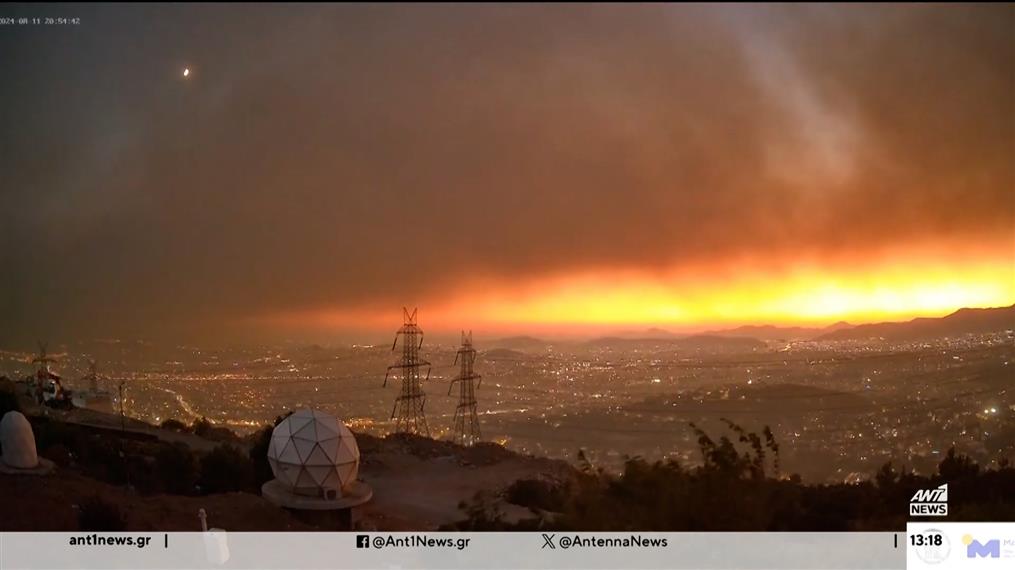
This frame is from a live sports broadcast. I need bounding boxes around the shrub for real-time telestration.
[0,389,21,416]
[938,447,980,480]
[33,419,84,459]
[78,497,126,531]
[42,443,73,467]
[155,442,199,495]
[249,424,275,487]
[191,416,241,442]
[160,418,190,432]
[505,479,568,512]
[450,424,1015,531]
[199,444,254,494]
[77,435,128,485]
[191,417,213,437]
[248,412,294,487]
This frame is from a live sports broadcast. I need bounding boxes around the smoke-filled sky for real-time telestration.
[2,4,1013,346]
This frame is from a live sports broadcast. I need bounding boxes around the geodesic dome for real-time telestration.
[266,409,360,499]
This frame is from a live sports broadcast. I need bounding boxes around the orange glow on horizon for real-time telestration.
[259,245,1015,334]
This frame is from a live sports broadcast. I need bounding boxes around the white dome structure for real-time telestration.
[0,411,53,475]
[267,409,360,499]
[1,411,39,469]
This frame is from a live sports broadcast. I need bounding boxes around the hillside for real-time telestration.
[816,305,1015,341]
[704,322,853,341]
[0,471,316,531]
[2,390,1012,532]
[586,334,765,351]
[481,348,528,361]
[489,336,552,351]
[0,399,574,532]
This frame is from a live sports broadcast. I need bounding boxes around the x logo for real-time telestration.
[541,534,556,549]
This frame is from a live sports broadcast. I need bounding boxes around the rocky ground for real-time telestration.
[355,434,572,529]
[0,470,316,531]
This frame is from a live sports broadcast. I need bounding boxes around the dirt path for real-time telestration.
[358,448,569,529]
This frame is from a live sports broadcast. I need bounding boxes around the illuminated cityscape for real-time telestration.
[3,328,1010,484]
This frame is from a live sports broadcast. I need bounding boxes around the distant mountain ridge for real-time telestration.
[815,304,1015,341]
[489,336,551,351]
[490,305,1013,348]
[481,348,528,360]
[704,321,853,341]
[585,334,764,351]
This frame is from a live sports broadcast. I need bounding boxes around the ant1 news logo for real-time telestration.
[910,483,948,516]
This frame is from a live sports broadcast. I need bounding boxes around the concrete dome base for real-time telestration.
[261,478,372,511]
[0,456,54,476]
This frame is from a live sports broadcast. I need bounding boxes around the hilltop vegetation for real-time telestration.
[447,420,1015,531]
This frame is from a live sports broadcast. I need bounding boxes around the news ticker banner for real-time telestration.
[907,522,1015,569]
[0,531,907,569]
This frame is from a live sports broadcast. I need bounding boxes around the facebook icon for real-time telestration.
[357,535,371,549]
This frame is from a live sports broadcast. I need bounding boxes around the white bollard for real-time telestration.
[198,508,230,565]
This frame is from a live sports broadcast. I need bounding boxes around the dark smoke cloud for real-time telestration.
[1,4,1011,345]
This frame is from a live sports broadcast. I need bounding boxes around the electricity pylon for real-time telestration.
[448,330,482,446]
[384,308,431,436]
[32,341,56,375]
[83,359,99,392]
[31,341,58,403]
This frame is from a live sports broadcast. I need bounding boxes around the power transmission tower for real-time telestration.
[384,308,431,436]
[448,330,482,446]
[83,359,99,392]
[32,341,58,404]
[32,341,56,371]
